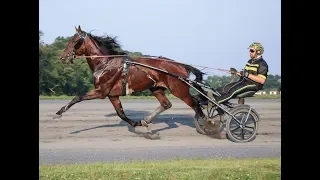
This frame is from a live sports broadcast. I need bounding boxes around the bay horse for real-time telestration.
[54,25,208,131]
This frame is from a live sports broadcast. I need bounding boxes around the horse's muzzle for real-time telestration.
[60,57,67,64]
[60,56,74,65]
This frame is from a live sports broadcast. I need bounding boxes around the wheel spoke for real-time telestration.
[242,128,254,134]
[240,113,246,124]
[231,126,241,132]
[244,125,254,129]
[241,129,244,139]
[243,121,255,125]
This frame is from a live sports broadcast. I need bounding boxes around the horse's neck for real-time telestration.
[86,57,109,73]
[84,43,108,72]
[99,46,109,55]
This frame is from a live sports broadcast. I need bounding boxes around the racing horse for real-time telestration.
[54,25,207,130]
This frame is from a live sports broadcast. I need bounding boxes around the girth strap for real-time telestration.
[122,56,131,96]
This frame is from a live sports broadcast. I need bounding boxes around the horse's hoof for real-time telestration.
[140,120,149,127]
[203,120,221,135]
[144,132,160,140]
[53,114,62,119]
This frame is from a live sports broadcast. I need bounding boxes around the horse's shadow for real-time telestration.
[69,110,224,140]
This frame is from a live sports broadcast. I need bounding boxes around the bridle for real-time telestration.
[65,31,88,63]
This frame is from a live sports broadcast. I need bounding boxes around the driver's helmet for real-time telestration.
[248,42,264,54]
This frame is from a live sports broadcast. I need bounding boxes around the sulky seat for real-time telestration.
[236,91,256,104]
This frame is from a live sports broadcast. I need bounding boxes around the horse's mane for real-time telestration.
[88,32,126,55]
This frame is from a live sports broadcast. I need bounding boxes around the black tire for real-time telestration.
[192,94,225,135]
[194,107,225,135]
[194,116,208,134]
[225,105,259,143]
[192,94,209,134]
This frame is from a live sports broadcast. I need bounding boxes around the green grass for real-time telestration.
[39,94,280,100]
[251,94,280,99]
[39,157,281,180]
[39,95,75,100]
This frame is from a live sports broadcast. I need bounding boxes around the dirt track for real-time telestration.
[39,98,281,164]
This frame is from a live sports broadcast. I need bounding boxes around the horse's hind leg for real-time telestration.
[108,96,142,127]
[168,84,205,119]
[167,83,224,134]
[141,87,172,127]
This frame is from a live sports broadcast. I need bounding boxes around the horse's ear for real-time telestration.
[75,26,78,32]
[75,25,83,33]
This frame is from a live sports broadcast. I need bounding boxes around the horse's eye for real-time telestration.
[74,40,82,49]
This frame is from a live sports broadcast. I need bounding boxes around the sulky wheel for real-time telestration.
[194,103,225,135]
[225,105,260,143]
[192,93,226,135]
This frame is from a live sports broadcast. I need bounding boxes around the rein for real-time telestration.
[70,32,235,74]
[73,55,128,58]
[72,55,236,74]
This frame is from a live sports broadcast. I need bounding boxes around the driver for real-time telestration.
[200,42,269,106]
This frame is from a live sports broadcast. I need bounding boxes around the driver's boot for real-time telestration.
[199,98,218,107]
[199,100,209,105]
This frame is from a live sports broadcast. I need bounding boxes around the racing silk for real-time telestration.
[244,56,269,90]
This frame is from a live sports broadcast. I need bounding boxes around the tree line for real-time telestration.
[39,31,281,96]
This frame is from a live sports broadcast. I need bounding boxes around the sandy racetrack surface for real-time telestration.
[39,98,281,164]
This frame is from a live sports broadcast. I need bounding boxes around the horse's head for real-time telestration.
[60,25,89,64]
[60,26,126,65]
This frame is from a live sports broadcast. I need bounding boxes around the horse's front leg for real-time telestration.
[108,96,142,127]
[53,89,104,119]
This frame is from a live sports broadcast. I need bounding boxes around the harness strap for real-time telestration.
[122,56,131,96]
[222,73,236,93]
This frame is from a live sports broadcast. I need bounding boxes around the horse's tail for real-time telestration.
[150,56,205,82]
[184,64,205,82]
[183,64,208,101]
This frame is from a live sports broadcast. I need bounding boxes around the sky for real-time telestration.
[39,0,281,77]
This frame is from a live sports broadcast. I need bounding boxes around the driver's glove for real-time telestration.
[240,70,249,78]
[229,67,237,75]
